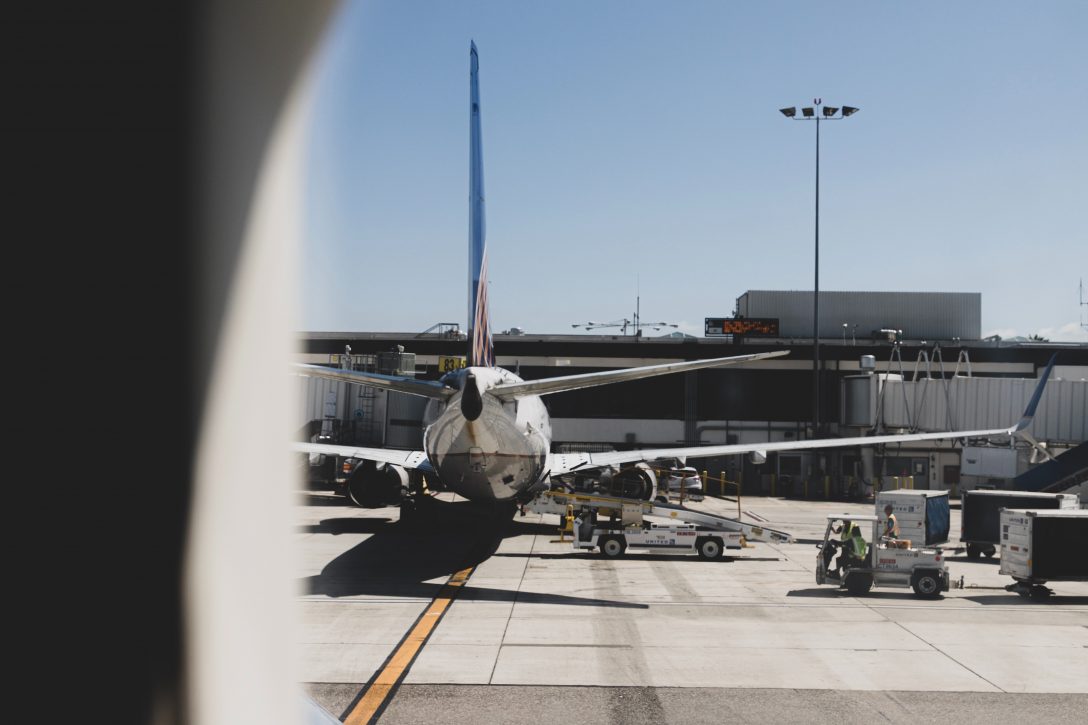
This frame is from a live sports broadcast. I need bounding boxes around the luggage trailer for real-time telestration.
[526,489,793,560]
[999,508,1088,598]
[961,491,1080,559]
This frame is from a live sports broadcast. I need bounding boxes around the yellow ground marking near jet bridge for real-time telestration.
[343,565,475,725]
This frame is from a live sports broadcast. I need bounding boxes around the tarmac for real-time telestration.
[295,489,1088,723]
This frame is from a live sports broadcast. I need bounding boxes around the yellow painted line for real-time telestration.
[342,566,475,725]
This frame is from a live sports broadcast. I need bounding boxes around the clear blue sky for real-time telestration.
[302,0,1088,341]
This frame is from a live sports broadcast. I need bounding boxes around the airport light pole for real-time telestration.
[779,100,859,437]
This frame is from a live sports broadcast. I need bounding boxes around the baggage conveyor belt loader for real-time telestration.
[525,489,794,560]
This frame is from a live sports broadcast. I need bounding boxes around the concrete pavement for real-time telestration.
[295,489,1088,721]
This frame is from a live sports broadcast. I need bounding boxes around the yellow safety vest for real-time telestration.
[849,531,868,560]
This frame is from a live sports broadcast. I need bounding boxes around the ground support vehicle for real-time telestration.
[961,491,1079,559]
[815,514,956,598]
[999,508,1088,598]
[526,489,792,560]
[572,521,745,560]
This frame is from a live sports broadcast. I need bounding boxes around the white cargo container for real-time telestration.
[875,489,951,546]
[999,508,1088,598]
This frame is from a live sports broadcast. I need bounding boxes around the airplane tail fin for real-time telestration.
[468,41,494,367]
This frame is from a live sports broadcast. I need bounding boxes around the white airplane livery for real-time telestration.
[294,42,1055,508]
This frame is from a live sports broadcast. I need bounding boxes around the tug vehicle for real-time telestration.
[815,514,956,598]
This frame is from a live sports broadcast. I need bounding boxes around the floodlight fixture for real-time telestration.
[777,98,860,437]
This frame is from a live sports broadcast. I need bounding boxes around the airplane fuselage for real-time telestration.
[422,366,551,501]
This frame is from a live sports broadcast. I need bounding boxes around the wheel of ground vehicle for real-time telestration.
[911,570,942,599]
[1029,584,1052,600]
[844,571,873,596]
[983,545,996,558]
[965,543,980,559]
[696,536,724,560]
[599,535,626,558]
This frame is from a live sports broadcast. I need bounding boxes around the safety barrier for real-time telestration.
[878,475,915,492]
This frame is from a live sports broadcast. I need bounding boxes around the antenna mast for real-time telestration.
[574,281,679,336]
[573,296,679,336]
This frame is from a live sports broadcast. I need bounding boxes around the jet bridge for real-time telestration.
[526,489,794,546]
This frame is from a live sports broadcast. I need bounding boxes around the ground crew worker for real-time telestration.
[829,519,868,579]
[882,504,900,541]
[832,518,856,541]
[846,524,868,567]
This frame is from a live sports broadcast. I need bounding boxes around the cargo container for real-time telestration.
[875,489,950,546]
[961,490,1079,558]
[999,509,1088,598]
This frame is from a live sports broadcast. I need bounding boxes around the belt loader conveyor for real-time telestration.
[526,489,794,559]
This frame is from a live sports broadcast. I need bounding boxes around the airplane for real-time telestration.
[293,42,1056,512]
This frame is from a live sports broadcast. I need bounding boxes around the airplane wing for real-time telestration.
[549,353,1058,476]
[490,350,789,400]
[293,363,456,400]
[550,425,1019,476]
[293,441,431,471]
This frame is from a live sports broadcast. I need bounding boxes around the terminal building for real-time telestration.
[296,291,1088,498]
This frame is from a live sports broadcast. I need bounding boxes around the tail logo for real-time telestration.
[471,249,494,367]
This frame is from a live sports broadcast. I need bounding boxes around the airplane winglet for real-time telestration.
[1013,353,1057,432]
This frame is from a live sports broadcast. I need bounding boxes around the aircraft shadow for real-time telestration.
[300,496,646,609]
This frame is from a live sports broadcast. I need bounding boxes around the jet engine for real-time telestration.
[599,462,658,501]
[345,460,411,507]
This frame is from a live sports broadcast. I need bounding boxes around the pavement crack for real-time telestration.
[888,617,1007,693]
